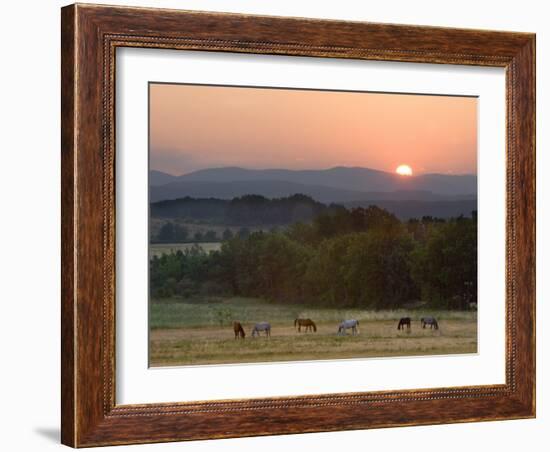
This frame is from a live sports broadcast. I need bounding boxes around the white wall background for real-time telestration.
[0,1,546,451]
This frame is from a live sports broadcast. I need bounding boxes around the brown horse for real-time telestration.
[294,318,317,332]
[397,317,411,330]
[233,321,246,339]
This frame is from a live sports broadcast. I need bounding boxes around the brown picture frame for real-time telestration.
[61,3,535,447]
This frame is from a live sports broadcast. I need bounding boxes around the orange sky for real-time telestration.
[149,83,477,176]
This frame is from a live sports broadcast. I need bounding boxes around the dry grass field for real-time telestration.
[149,297,477,366]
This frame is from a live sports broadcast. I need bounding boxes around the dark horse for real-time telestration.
[397,317,411,330]
[421,317,439,330]
[294,318,317,332]
[233,321,246,339]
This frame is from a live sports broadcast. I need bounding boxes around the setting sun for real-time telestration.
[396,164,413,176]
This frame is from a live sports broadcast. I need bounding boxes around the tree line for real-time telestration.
[152,222,252,244]
[150,205,477,310]
[151,194,344,225]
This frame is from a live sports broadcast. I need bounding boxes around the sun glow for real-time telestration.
[396,164,413,176]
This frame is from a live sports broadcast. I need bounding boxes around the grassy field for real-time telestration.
[150,218,282,242]
[150,297,477,366]
[150,242,221,257]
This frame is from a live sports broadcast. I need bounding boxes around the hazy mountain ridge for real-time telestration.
[150,170,179,186]
[150,179,476,204]
[150,166,477,203]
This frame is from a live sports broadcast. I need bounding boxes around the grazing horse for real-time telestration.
[233,321,245,339]
[421,317,439,330]
[397,317,411,330]
[337,319,359,336]
[294,318,317,332]
[251,322,271,337]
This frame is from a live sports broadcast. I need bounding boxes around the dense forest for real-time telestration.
[151,194,477,224]
[150,202,477,310]
[153,222,252,244]
[151,194,344,225]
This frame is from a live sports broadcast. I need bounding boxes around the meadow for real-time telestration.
[149,297,477,366]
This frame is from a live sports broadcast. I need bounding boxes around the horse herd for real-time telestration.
[233,316,439,339]
[398,316,439,330]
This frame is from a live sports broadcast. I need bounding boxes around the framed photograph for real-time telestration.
[61,4,535,447]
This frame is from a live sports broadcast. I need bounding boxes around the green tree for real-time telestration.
[286,222,319,246]
[157,222,175,242]
[411,216,477,309]
[149,205,476,312]
[237,227,250,239]
[305,227,417,308]
[204,230,217,241]
[173,224,188,242]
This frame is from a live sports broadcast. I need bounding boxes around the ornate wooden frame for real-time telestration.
[61,3,535,447]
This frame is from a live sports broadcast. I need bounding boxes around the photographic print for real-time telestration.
[148,83,478,367]
[61,6,535,444]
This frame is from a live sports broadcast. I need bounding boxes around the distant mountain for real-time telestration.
[150,170,179,186]
[149,179,474,204]
[173,166,477,196]
[149,166,476,203]
[151,166,476,197]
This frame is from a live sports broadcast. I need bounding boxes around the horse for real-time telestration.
[421,317,439,330]
[337,319,359,336]
[251,322,271,337]
[397,317,411,330]
[294,318,317,332]
[233,321,245,339]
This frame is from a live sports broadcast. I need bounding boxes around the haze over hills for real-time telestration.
[149,179,476,204]
[151,195,477,222]
[150,166,476,202]
[149,166,477,219]
[150,170,179,186]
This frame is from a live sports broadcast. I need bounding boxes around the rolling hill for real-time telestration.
[150,170,179,186]
[149,179,474,204]
[150,166,476,201]
[149,166,477,219]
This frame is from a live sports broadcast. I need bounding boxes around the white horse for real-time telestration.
[420,317,439,330]
[337,319,359,336]
[251,322,271,337]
